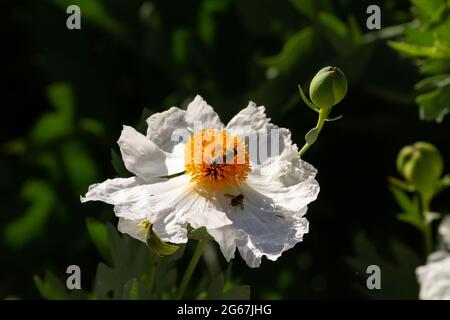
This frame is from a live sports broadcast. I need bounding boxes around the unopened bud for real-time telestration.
[397,141,444,196]
[309,66,348,109]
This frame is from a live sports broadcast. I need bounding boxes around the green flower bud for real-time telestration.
[309,66,348,109]
[396,141,444,196]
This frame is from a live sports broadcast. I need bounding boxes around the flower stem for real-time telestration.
[299,108,329,157]
[176,240,206,299]
[420,194,433,255]
[147,252,157,293]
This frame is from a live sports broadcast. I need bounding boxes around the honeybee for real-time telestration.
[224,193,244,209]
[210,148,238,166]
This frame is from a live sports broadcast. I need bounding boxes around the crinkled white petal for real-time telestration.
[145,177,232,240]
[247,145,319,213]
[416,251,450,300]
[208,227,237,261]
[146,107,189,152]
[81,177,149,220]
[226,102,292,165]
[146,95,223,153]
[118,126,170,181]
[81,177,140,203]
[226,102,273,134]
[210,196,310,268]
[117,218,147,243]
[164,142,186,174]
[438,215,450,248]
[185,192,233,230]
[205,180,314,268]
[185,95,224,131]
[151,207,189,244]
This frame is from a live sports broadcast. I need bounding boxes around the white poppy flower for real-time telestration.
[416,251,450,300]
[81,95,319,267]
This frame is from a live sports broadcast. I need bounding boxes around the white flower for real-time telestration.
[416,251,450,300]
[81,95,319,267]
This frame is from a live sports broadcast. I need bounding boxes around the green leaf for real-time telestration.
[411,0,446,23]
[94,224,150,299]
[34,272,70,300]
[416,84,450,122]
[147,226,180,256]
[389,186,416,214]
[289,0,315,18]
[221,285,251,300]
[261,27,315,73]
[34,271,89,300]
[30,83,74,145]
[298,84,319,112]
[289,0,332,19]
[207,273,225,299]
[437,174,450,194]
[347,233,421,299]
[388,177,415,192]
[3,180,55,249]
[188,226,214,241]
[420,58,450,74]
[325,114,343,122]
[197,0,230,47]
[388,41,441,58]
[206,273,250,300]
[122,279,152,300]
[86,218,110,263]
[348,15,363,45]
[154,246,185,298]
[61,141,98,194]
[397,212,426,231]
[404,26,434,46]
[79,118,105,136]
[172,29,190,63]
[304,127,319,145]
[318,12,353,55]
[390,186,425,231]
[415,74,450,91]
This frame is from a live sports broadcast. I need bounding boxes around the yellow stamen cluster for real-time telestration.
[184,129,250,190]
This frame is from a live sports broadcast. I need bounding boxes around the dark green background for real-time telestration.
[2,0,449,299]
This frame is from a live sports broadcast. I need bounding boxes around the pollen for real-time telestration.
[184,129,250,190]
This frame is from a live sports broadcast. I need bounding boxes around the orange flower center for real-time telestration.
[184,129,250,190]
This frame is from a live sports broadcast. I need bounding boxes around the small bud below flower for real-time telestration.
[396,141,444,196]
[309,66,348,109]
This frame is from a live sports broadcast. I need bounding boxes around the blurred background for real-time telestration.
[2,0,449,299]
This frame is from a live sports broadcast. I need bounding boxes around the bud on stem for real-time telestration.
[310,66,348,110]
[397,141,444,201]
[299,66,347,157]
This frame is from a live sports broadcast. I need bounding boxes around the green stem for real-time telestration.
[176,240,206,300]
[420,194,433,255]
[423,223,433,255]
[147,252,157,294]
[299,108,329,157]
